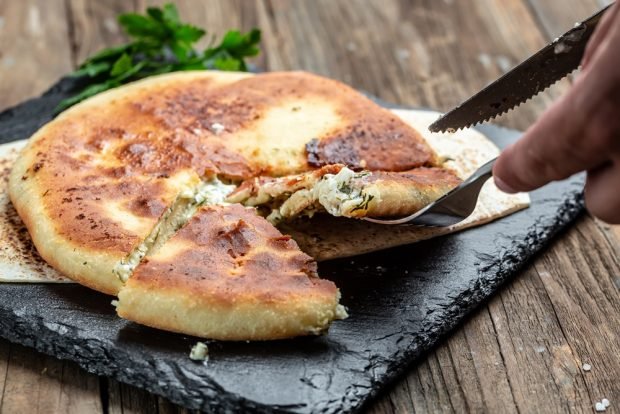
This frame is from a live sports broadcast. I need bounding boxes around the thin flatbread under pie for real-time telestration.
[7,71,528,340]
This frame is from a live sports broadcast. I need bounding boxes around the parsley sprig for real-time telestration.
[56,3,261,112]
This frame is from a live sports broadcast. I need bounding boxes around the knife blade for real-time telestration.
[429,4,612,133]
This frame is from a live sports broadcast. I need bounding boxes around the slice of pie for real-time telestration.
[117,204,347,340]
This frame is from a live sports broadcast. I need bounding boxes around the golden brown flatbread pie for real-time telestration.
[7,70,526,340]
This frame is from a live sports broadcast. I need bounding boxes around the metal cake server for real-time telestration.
[364,158,496,226]
[367,4,611,226]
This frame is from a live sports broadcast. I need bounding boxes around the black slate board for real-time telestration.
[0,76,585,413]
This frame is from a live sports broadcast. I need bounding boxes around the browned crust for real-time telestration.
[9,191,122,294]
[365,167,462,188]
[16,75,258,254]
[14,71,442,254]
[9,70,450,304]
[129,204,338,304]
[358,167,462,218]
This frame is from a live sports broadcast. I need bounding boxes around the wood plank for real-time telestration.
[67,0,134,65]
[359,0,617,412]
[57,361,104,413]
[0,340,9,405]
[526,0,613,41]
[0,343,63,413]
[107,377,196,414]
[0,1,104,413]
[489,265,592,413]
[108,378,158,414]
[535,217,620,410]
[0,0,73,111]
[454,310,520,413]
[0,344,102,413]
[258,0,570,131]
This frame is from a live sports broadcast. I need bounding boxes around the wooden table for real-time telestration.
[0,1,618,412]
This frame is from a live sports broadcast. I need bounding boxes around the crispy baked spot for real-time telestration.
[306,120,436,171]
[130,204,334,303]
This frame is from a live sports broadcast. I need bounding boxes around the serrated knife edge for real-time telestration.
[429,4,612,133]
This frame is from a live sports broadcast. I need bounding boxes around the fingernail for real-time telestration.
[494,176,518,194]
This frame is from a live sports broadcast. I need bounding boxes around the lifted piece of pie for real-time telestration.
[228,165,461,224]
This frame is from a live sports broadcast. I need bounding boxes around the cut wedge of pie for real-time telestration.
[117,204,346,340]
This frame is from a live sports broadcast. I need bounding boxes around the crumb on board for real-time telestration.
[582,363,592,372]
[211,123,225,134]
[595,399,611,412]
[189,342,209,361]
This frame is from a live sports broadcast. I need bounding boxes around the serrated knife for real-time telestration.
[429,4,612,133]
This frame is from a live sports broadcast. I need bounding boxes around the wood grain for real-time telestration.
[0,2,103,413]
[0,1,618,413]
[0,340,8,406]
[0,344,102,414]
[68,0,134,64]
[369,1,619,412]
[0,0,73,111]
[526,0,614,40]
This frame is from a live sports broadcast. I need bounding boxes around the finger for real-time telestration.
[493,89,606,193]
[582,2,619,69]
[584,158,620,224]
[494,32,620,194]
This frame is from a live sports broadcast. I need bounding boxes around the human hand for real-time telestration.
[493,3,620,223]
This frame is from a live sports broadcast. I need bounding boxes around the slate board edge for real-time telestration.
[0,306,285,413]
[0,75,586,413]
[355,190,585,413]
[0,190,585,414]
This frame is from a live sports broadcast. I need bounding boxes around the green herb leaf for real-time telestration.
[56,3,261,113]
[119,12,169,41]
[146,7,165,23]
[174,24,205,43]
[117,61,147,81]
[110,53,133,77]
[161,3,180,25]
[70,61,111,78]
[220,29,261,57]
[80,44,132,65]
[350,194,375,213]
[55,81,119,112]
[213,56,242,71]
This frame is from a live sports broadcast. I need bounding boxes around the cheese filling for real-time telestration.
[312,168,374,217]
[265,167,377,224]
[113,178,235,282]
